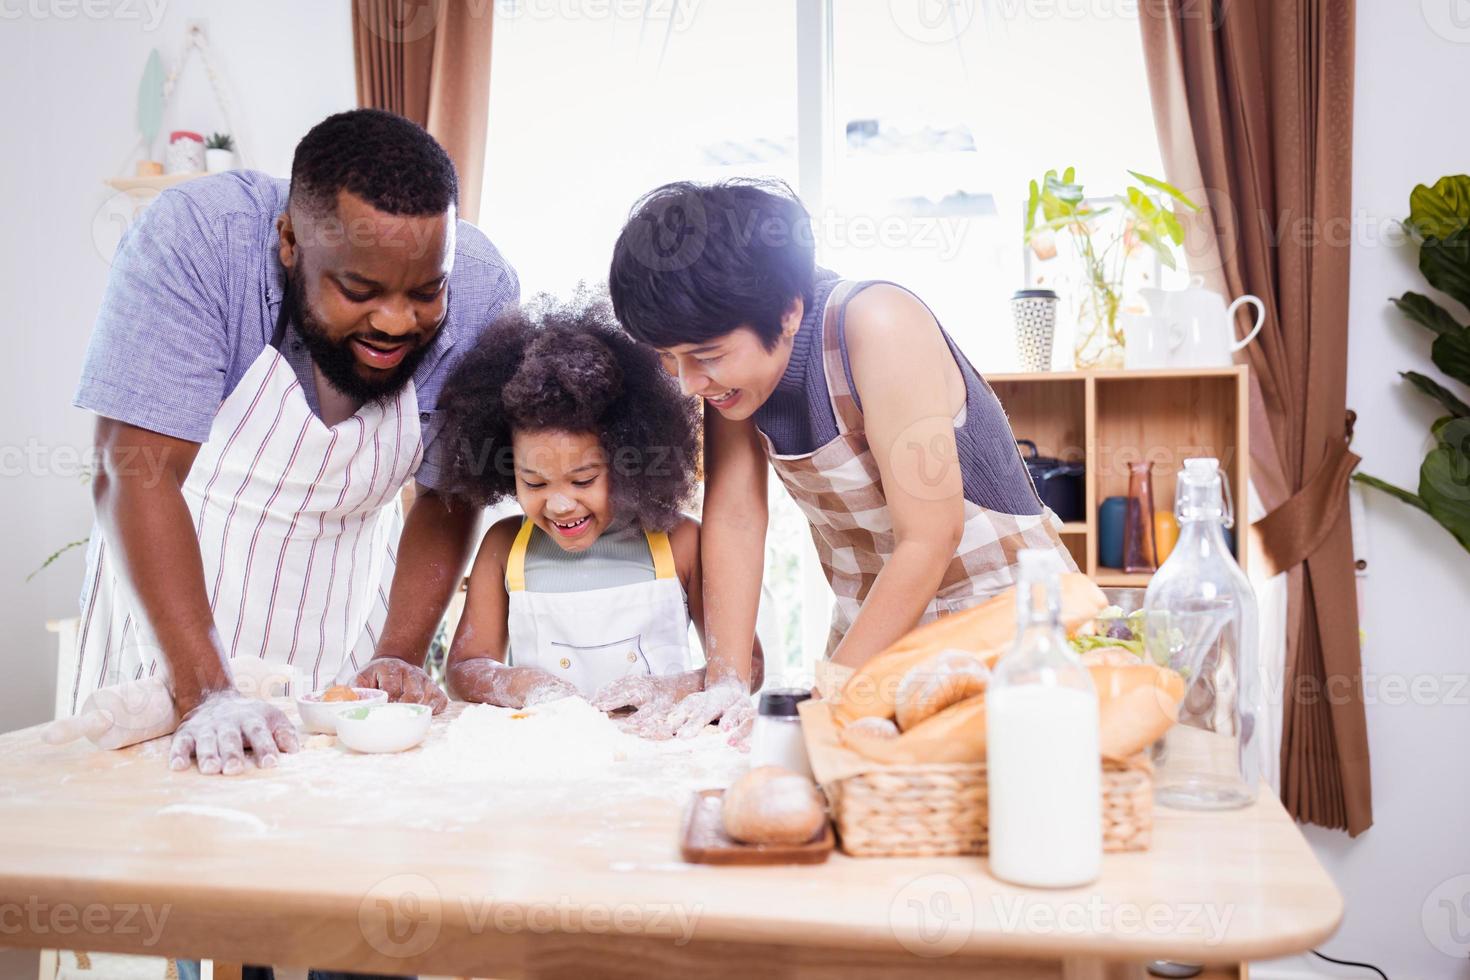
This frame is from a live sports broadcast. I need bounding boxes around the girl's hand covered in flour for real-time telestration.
[666,676,756,746]
[590,670,706,740]
[594,674,755,747]
[448,658,577,709]
[169,690,299,775]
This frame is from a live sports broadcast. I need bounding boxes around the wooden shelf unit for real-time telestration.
[990,366,1249,584]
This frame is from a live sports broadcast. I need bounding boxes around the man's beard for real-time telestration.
[284,272,432,405]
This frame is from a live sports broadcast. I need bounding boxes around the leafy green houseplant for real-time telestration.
[1354,175,1470,553]
[1024,167,1198,368]
[204,132,235,151]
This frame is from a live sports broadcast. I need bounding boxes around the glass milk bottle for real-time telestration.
[986,549,1101,888]
[1144,458,1262,809]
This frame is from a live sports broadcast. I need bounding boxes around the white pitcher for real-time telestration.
[1121,312,1181,370]
[1140,276,1266,368]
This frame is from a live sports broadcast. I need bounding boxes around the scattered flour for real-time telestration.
[142,697,748,834]
[155,803,270,834]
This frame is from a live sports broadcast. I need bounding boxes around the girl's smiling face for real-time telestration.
[511,429,612,552]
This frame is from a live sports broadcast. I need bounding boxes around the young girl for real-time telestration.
[438,298,755,724]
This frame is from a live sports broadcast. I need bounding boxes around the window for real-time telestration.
[482,0,1169,679]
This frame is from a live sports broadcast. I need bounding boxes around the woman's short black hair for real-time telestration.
[289,108,458,218]
[608,178,817,351]
[438,293,701,532]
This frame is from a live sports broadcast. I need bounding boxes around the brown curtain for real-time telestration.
[1137,0,1371,834]
[352,0,495,223]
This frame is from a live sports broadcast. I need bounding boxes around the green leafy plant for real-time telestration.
[1024,167,1199,366]
[1354,175,1470,553]
[205,132,235,151]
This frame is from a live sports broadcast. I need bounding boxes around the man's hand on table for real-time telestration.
[169,690,298,775]
[350,656,449,713]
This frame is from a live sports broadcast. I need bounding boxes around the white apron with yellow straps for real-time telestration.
[503,520,693,697]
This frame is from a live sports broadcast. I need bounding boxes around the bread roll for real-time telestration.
[1093,663,1185,759]
[721,766,828,845]
[894,650,990,731]
[834,573,1107,726]
[839,716,900,744]
[1079,646,1141,667]
[839,694,988,765]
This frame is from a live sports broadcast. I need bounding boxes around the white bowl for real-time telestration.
[296,687,387,734]
[333,702,433,754]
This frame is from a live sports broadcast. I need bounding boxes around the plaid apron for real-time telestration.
[759,280,1075,656]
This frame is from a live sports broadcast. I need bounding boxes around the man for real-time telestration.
[75,109,518,775]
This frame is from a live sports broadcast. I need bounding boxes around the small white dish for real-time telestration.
[333,702,433,754]
[296,688,387,735]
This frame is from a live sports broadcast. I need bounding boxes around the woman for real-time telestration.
[602,179,1074,738]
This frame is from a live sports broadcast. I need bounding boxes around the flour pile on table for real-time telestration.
[428,696,659,782]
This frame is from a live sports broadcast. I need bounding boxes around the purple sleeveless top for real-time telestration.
[753,271,1043,517]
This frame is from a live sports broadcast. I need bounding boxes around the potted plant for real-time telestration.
[1354,174,1470,554]
[1024,167,1198,369]
[205,132,237,173]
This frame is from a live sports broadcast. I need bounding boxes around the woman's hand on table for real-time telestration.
[350,656,449,714]
[168,690,298,775]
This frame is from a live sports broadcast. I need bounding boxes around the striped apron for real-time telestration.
[72,338,422,711]
[760,280,1076,656]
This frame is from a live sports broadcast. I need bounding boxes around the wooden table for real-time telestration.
[0,703,1340,979]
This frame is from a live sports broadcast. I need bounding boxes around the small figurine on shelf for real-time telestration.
[205,132,237,173]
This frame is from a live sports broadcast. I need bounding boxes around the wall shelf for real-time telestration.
[991,366,1250,586]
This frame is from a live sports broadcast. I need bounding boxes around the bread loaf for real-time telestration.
[834,573,1107,726]
[721,766,829,845]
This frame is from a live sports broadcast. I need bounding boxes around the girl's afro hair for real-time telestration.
[438,291,701,532]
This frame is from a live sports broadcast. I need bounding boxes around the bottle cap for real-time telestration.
[1176,457,1231,524]
[758,688,812,717]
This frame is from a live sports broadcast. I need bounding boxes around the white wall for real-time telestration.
[0,0,355,742]
[0,6,353,974]
[1261,3,1470,978]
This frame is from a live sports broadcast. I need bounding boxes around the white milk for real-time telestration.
[986,683,1102,887]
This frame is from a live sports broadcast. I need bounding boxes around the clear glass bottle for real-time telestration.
[1144,458,1262,809]
[986,549,1101,888]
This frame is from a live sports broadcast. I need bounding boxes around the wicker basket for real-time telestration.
[830,755,1153,857]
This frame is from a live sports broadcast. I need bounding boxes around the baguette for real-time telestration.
[834,573,1107,726]
[836,662,1185,766]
